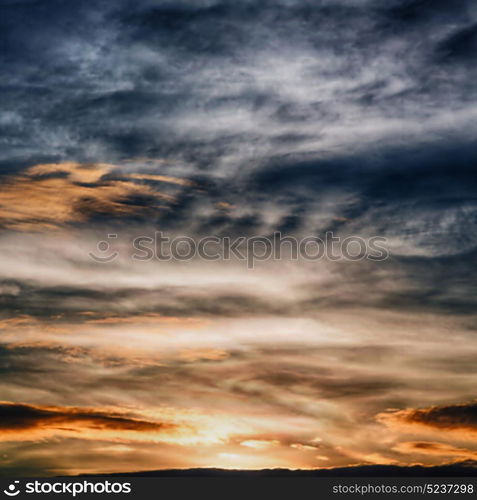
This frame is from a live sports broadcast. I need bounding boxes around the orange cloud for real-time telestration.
[240,439,280,449]
[0,162,192,230]
[378,401,477,440]
[126,173,194,187]
[179,349,229,362]
[394,441,477,461]
[86,313,204,327]
[0,401,187,443]
[27,163,111,183]
[290,443,319,451]
[0,315,34,329]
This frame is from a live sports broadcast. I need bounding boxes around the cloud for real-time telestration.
[0,401,185,443]
[240,439,280,450]
[437,23,477,63]
[394,441,477,461]
[0,162,196,230]
[379,401,477,439]
[290,443,319,452]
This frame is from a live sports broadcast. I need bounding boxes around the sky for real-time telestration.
[0,0,477,476]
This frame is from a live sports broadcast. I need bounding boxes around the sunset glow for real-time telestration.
[1,0,477,477]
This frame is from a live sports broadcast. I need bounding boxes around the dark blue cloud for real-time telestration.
[1,0,477,258]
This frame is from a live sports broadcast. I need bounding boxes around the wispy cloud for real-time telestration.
[379,401,477,440]
[0,401,184,443]
[0,162,194,230]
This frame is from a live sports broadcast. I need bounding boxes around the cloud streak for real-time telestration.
[380,402,477,440]
[0,401,185,443]
[0,162,195,230]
